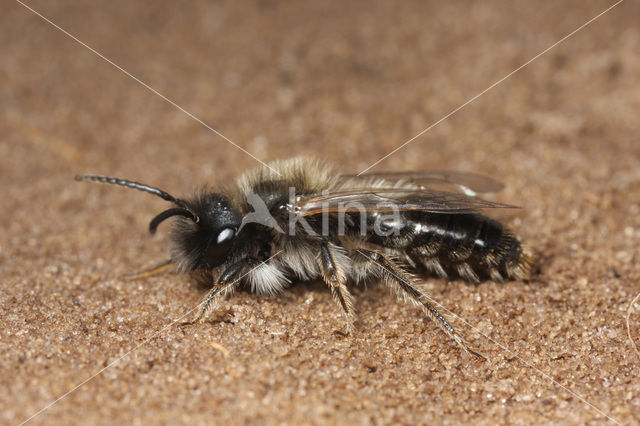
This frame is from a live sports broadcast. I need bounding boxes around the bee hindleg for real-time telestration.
[185,258,256,324]
[356,249,481,357]
[319,243,356,333]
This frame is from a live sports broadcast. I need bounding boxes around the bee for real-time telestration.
[76,157,530,354]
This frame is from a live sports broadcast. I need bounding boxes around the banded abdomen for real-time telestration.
[366,212,529,282]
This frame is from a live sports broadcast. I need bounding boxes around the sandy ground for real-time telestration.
[2,0,640,424]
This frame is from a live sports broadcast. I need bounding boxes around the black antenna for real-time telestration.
[149,208,198,234]
[75,174,199,224]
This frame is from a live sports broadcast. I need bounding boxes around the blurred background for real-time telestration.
[2,1,639,424]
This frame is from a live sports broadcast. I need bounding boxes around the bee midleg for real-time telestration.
[355,249,478,355]
[319,242,356,332]
[188,257,259,323]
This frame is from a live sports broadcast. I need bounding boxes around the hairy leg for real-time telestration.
[122,259,172,280]
[356,249,481,357]
[186,257,258,324]
[319,243,356,332]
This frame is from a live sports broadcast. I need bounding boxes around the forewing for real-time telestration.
[339,170,504,195]
[293,187,516,217]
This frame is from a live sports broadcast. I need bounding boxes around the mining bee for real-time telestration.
[76,157,530,354]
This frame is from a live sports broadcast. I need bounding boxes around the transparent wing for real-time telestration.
[292,187,516,217]
[338,170,503,195]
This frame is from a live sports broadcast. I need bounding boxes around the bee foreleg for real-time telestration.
[319,243,356,333]
[122,258,172,280]
[356,249,482,358]
[186,257,257,324]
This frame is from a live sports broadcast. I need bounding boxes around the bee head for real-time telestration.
[168,192,241,272]
[75,175,240,272]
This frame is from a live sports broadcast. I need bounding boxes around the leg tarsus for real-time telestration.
[183,257,257,325]
[122,259,172,280]
[182,286,223,325]
[320,243,356,333]
[356,249,483,357]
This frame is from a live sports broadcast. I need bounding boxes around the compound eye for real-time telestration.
[216,227,235,244]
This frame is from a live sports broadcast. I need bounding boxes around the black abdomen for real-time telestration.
[366,212,529,282]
